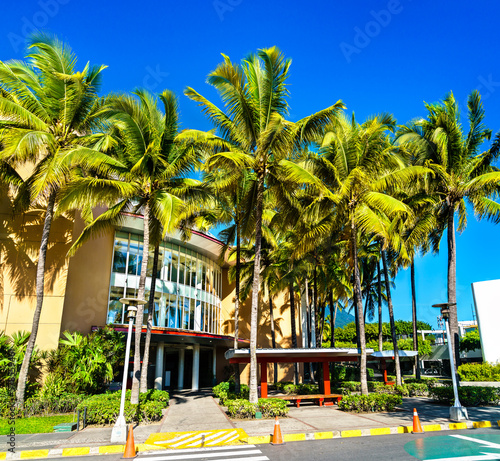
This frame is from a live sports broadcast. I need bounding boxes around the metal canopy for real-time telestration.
[370,350,418,359]
[225,347,374,363]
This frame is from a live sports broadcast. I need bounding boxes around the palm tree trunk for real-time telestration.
[15,190,56,409]
[377,261,383,352]
[382,250,402,386]
[249,171,264,404]
[329,292,336,347]
[350,216,368,395]
[131,203,150,404]
[290,282,299,385]
[234,217,241,393]
[411,260,421,379]
[447,208,460,370]
[140,242,159,393]
[269,295,277,383]
[319,301,326,348]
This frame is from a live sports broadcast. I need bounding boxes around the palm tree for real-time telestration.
[0,34,107,408]
[397,90,500,367]
[303,113,424,394]
[185,47,344,403]
[62,89,206,403]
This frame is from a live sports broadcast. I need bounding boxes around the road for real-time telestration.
[35,428,500,461]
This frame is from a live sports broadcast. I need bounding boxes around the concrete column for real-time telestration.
[154,342,165,390]
[212,347,217,385]
[177,348,185,390]
[192,344,200,391]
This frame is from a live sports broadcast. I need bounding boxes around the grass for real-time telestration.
[0,414,75,435]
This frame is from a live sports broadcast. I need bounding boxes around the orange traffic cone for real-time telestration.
[412,408,423,433]
[122,424,137,458]
[271,416,284,445]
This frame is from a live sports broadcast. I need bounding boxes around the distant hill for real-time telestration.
[333,307,355,329]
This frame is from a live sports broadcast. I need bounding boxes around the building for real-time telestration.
[0,207,302,390]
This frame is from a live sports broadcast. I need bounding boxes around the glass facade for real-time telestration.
[107,231,222,334]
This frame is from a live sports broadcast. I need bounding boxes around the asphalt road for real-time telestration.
[35,428,500,461]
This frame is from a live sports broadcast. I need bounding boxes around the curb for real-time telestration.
[2,421,499,459]
[246,420,499,444]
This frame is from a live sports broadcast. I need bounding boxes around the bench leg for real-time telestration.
[296,399,301,408]
[319,398,324,407]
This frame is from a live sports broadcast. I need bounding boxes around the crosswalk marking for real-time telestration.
[146,429,248,449]
[139,444,268,461]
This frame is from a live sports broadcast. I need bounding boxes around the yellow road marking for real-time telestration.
[449,422,467,430]
[62,447,90,456]
[370,427,391,436]
[422,424,442,432]
[473,421,492,428]
[146,429,248,448]
[20,449,50,459]
[283,433,306,442]
[99,445,125,454]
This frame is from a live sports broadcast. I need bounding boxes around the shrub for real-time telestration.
[429,386,500,406]
[77,390,169,424]
[338,394,402,412]
[457,362,500,382]
[225,398,289,419]
[405,377,438,388]
[340,381,360,394]
[212,381,249,405]
[459,330,481,353]
[332,365,374,382]
[282,383,318,395]
[226,399,257,418]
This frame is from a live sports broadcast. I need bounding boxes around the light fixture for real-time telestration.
[111,297,147,443]
[432,302,468,421]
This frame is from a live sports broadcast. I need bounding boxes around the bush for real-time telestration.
[212,381,249,405]
[457,362,500,382]
[332,365,374,382]
[459,330,481,353]
[282,383,318,395]
[338,394,402,412]
[226,398,289,419]
[77,390,169,424]
[429,386,500,406]
[405,377,438,388]
[340,381,361,394]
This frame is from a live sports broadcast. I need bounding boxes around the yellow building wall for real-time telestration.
[60,215,113,335]
[0,202,74,351]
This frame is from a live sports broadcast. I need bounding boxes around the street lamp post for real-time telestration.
[432,302,468,421]
[110,297,147,444]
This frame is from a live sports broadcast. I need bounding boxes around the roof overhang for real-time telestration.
[97,325,248,348]
[369,350,418,360]
[225,347,375,363]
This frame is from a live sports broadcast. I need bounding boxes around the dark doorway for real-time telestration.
[200,349,213,387]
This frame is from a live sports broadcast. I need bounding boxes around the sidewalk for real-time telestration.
[2,391,500,458]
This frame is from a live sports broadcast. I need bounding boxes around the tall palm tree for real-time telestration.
[185,47,344,403]
[397,90,500,367]
[0,34,107,408]
[302,113,424,394]
[62,89,206,403]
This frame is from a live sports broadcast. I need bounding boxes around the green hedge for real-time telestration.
[457,363,500,382]
[429,386,500,406]
[282,383,319,395]
[77,390,169,424]
[338,394,402,412]
[212,382,249,405]
[226,398,289,419]
[332,365,374,382]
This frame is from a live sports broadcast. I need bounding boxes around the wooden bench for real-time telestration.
[274,394,343,408]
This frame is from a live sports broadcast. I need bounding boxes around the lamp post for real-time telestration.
[110,297,147,443]
[432,302,468,421]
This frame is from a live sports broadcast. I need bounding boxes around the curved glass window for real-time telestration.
[107,231,222,334]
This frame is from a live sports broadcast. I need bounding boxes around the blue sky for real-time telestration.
[2,0,500,328]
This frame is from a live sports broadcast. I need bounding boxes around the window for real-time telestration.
[112,235,128,274]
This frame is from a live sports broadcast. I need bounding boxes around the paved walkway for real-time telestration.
[159,389,233,432]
